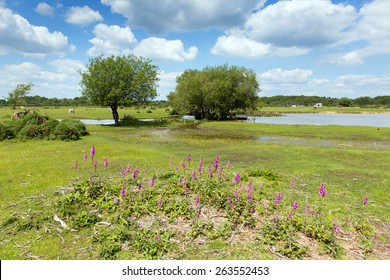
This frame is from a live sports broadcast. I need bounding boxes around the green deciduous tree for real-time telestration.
[79,55,159,125]
[7,83,34,110]
[168,65,260,120]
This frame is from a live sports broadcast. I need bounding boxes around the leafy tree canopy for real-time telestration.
[168,64,260,120]
[7,83,33,110]
[79,55,159,125]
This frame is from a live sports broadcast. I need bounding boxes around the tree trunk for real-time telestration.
[110,105,120,126]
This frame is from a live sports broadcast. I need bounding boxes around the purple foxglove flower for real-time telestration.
[288,212,293,219]
[156,233,161,239]
[121,186,125,198]
[103,159,108,168]
[227,161,231,169]
[191,170,196,181]
[195,194,199,206]
[149,178,155,187]
[182,178,187,186]
[83,152,87,162]
[132,167,139,179]
[90,145,95,158]
[274,192,283,205]
[126,165,130,173]
[198,156,203,174]
[213,155,219,171]
[247,192,253,201]
[185,186,189,195]
[227,196,231,204]
[318,183,326,197]
[93,160,97,168]
[292,201,298,210]
[182,160,186,170]
[187,153,191,163]
[363,196,368,205]
[232,173,241,185]
[249,208,255,213]
[121,169,126,178]
[247,180,254,191]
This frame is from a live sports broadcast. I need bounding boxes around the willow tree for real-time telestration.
[79,55,159,125]
[168,65,259,120]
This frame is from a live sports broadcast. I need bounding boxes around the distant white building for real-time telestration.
[313,103,322,108]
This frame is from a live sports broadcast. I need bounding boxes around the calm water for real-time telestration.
[248,114,390,128]
[78,114,390,128]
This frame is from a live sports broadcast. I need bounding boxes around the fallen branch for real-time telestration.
[54,215,77,232]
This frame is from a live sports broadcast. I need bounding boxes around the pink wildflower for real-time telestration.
[318,183,326,197]
[90,145,95,158]
[195,194,199,206]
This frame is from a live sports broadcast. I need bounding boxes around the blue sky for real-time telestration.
[1,0,389,100]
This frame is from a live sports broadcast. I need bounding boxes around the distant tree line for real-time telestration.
[259,95,390,107]
[1,94,389,108]
[0,95,92,107]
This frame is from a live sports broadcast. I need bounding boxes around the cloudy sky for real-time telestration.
[0,0,389,100]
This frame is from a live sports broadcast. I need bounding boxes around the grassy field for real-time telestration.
[0,106,389,260]
[1,105,389,123]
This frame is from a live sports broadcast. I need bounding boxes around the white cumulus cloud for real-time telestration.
[0,61,83,98]
[212,0,357,58]
[260,69,313,84]
[0,6,74,56]
[157,71,182,99]
[133,37,197,61]
[100,0,265,34]
[65,6,103,25]
[35,2,54,16]
[87,24,137,56]
[87,24,198,61]
[330,0,390,64]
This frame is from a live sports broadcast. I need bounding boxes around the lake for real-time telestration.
[77,114,390,128]
[247,114,390,128]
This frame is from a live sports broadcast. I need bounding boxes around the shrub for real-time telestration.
[40,119,59,138]
[0,124,15,140]
[17,124,43,139]
[53,121,82,140]
[60,119,88,136]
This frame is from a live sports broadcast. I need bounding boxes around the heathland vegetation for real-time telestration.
[1,58,389,260]
[0,106,389,260]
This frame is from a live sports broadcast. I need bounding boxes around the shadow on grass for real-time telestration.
[115,118,172,128]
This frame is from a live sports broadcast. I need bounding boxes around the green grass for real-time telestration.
[0,108,389,260]
[0,106,172,123]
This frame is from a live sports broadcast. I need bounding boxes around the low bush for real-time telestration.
[0,123,14,140]
[0,111,88,141]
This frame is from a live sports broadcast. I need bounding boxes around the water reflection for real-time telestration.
[248,114,390,128]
